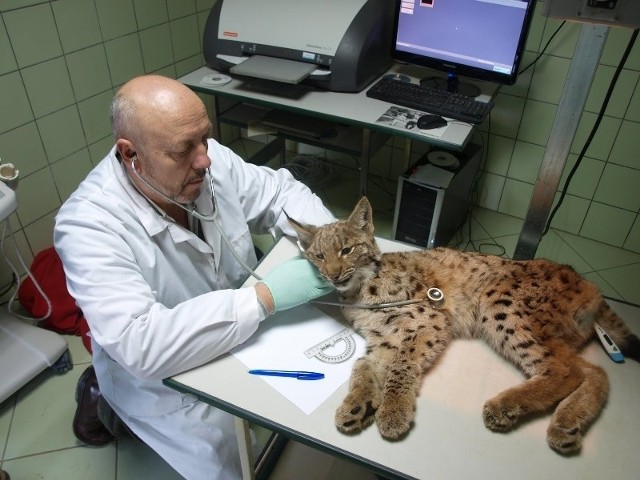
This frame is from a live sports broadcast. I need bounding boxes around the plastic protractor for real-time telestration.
[304,328,356,364]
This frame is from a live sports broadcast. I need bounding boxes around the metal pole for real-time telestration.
[234,417,256,480]
[513,24,609,260]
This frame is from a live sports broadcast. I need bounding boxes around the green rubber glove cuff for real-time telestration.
[260,258,334,312]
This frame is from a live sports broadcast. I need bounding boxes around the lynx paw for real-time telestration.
[483,399,522,431]
[375,399,414,440]
[547,422,583,454]
[335,395,377,435]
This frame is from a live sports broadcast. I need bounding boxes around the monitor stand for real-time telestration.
[420,72,481,98]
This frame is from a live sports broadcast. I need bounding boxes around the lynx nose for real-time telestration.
[328,272,341,283]
[323,267,342,284]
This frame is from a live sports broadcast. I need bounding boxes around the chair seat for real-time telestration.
[0,312,69,403]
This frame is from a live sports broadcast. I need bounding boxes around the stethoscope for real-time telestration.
[129,155,263,281]
[128,156,445,310]
[311,287,445,310]
[131,155,218,222]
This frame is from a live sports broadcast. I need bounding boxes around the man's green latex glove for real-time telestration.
[259,257,334,313]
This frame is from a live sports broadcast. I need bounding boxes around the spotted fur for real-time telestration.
[289,197,640,454]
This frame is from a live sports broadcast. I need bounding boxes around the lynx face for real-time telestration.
[290,201,381,294]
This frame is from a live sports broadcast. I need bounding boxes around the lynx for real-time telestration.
[289,196,640,454]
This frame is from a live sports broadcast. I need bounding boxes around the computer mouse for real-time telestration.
[417,114,448,130]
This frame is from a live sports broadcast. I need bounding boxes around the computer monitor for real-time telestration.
[391,0,536,96]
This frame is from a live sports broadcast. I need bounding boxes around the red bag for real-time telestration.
[18,247,91,353]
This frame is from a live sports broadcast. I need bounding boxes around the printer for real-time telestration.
[202,0,396,93]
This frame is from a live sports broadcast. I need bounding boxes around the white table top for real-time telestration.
[166,237,640,480]
[179,64,478,152]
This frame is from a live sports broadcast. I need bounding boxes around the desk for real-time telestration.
[179,64,480,196]
[165,237,640,480]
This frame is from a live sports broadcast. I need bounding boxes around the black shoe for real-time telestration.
[98,395,141,442]
[73,366,115,446]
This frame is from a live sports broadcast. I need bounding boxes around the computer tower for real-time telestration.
[392,143,481,248]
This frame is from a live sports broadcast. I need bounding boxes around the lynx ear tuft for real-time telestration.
[348,197,374,235]
[285,210,318,251]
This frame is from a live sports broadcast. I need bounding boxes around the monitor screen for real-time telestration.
[392,0,535,91]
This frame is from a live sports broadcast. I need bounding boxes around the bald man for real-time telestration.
[54,75,335,479]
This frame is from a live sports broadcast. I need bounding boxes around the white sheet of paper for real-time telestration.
[236,238,368,415]
[233,237,417,415]
[231,303,365,414]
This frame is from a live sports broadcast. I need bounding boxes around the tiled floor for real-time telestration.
[1,162,639,479]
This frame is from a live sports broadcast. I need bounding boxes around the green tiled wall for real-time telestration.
[0,0,214,290]
[0,0,639,295]
[475,7,640,254]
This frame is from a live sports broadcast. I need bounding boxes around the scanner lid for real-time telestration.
[217,0,367,58]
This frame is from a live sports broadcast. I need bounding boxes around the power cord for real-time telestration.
[1,217,52,323]
[280,155,338,188]
[493,21,567,98]
[452,112,505,257]
[542,28,639,236]
[0,274,16,298]
[519,21,567,76]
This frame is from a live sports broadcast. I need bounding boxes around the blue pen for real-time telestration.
[248,369,325,380]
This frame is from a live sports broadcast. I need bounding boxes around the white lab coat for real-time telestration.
[54,141,335,479]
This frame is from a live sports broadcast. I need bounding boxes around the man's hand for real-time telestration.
[257,258,334,313]
[255,282,275,314]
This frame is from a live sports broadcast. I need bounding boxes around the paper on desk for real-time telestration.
[231,303,365,415]
[375,106,449,139]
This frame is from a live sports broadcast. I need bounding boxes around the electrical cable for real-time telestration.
[467,126,489,252]
[280,156,337,188]
[0,275,16,298]
[493,21,567,99]
[519,21,567,76]
[461,20,564,252]
[474,117,507,257]
[1,217,53,323]
[457,115,493,253]
[448,129,485,250]
[542,28,639,237]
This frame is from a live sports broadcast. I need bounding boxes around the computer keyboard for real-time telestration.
[366,78,493,124]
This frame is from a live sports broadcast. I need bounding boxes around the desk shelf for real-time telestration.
[218,102,390,166]
[182,66,476,196]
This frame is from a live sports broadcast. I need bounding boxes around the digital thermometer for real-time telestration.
[594,322,624,363]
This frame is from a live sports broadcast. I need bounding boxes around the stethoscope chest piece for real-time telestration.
[427,287,445,308]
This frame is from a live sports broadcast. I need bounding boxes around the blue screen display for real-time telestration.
[393,0,534,85]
